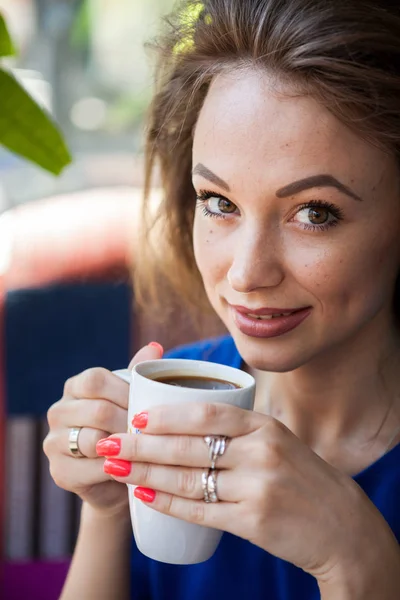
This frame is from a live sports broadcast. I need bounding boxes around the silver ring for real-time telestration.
[202,469,210,503]
[68,427,85,458]
[204,435,228,469]
[202,468,219,503]
[207,469,219,503]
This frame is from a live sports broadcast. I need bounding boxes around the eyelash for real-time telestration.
[195,190,344,232]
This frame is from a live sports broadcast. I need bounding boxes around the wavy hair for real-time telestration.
[133,0,400,323]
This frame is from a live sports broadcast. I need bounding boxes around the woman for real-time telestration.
[44,1,400,598]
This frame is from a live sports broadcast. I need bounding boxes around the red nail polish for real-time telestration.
[134,487,156,503]
[132,412,148,429]
[96,438,121,457]
[103,458,131,477]
[148,341,164,356]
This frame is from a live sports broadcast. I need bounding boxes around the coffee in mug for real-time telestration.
[113,359,255,565]
[153,374,241,390]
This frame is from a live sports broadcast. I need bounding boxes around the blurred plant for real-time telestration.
[70,0,90,50]
[0,12,71,175]
[106,91,151,134]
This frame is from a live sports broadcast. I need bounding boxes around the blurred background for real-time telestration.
[0,2,227,599]
[0,0,175,211]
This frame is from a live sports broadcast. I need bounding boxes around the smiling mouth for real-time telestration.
[229,305,312,339]
[245,312,295,320]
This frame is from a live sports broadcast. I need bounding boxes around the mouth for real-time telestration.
[244,311,295,320]
[229,305,312,338]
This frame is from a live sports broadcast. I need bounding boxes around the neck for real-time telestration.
[249,311,400,467]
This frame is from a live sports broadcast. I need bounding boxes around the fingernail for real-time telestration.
[132,412,148,429]
[103,458,131,477]
[96,438,121,457]
[148,341,164,356]
[134,487,156,503]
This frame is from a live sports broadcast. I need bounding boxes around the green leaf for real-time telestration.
[0,68,72,175]
[0,13,16,57]
[70,0,90,49]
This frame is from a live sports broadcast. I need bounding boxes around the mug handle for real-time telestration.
[112,368,131,383]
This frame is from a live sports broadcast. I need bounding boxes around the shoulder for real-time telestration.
[355,442,400,543]
[164,335,242,367]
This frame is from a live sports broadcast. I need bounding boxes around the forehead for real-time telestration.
[192,69,390,188]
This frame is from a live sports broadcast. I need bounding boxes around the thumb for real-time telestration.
[128,341,164,370]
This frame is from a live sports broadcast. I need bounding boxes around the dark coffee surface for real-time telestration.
[155,374,240,390]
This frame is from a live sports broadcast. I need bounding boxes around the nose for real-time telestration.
[227,228,285,294]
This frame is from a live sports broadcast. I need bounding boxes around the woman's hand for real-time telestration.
[43,343,163,517]
[96,401,399,583]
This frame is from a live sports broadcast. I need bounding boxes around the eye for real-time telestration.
[195,190,238,219]
[208,196,237,214]
[297,206,330,225]
[293,200,343,230]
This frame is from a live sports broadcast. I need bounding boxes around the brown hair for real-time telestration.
[133,0,400,323]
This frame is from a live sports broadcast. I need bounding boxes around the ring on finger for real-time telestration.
[203,435,228,469]
[68,426,85,458]
[202,468,219,503]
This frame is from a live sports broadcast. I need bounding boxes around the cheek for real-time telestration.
[289,232,399,315]
[289,246,339,289]
[193,216,231,286]
[345,236,400,307]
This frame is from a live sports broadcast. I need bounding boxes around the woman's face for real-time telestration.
[192,69,400,371]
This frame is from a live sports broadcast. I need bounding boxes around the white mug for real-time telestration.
[114,359,255,564]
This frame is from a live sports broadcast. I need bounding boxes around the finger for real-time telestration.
[58,399,127,434]
[104,461,242,502]
[48,427,111,459]
[64,367,129,409]
[128,342,163,370]
[132,488,236,533]
[97,432,245,469]
[133,402,264,437]
[46,455,113,491]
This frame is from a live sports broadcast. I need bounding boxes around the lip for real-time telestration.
[229,305,312,338]
[231,305,304,316]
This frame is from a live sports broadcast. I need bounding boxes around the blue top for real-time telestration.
[130,335,400,599]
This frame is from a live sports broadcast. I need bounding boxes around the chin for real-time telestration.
[229,330,317,373]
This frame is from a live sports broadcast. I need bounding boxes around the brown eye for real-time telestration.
[308,207,329,225]
[197,193,239,219]
[218,198,236,213]
[293,202,341,229]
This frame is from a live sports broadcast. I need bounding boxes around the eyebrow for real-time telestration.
[276,174,362,201]
[192,163,230,192]
[192,165,362,202]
